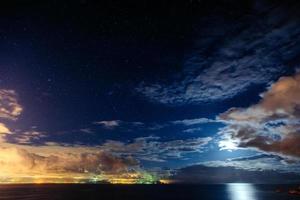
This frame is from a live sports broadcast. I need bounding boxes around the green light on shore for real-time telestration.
[136,172,158,184]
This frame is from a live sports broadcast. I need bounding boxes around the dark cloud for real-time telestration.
[171,153,300,183]
[238,131,300,158]
[203,154,300,174]
[172,164,300,184]
[136,0,300,105]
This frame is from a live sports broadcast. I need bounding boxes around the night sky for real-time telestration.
[0,0,300,184]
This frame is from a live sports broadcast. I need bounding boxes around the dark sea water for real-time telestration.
[0,184,299,200]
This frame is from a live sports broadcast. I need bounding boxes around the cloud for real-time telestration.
[0,123,11,134]
[0,90,143,183]
[94,120,121,129]
[94,120,144,130]
[92,118,215,132]
[0,126,140,182]
[9,131,46,144]
[171,118,215,126]
[171,164,300,184]
[0,133,211,182]
[102,136,212,162]
[218,73,300,159]
[182,127,203,133]
[80,128,94,133]
[0,89,22,120]
[136,1,300,105]
[0,144,140,184]
[202,154,300,174]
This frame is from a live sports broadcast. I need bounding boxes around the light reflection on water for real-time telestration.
[226,183,257,200]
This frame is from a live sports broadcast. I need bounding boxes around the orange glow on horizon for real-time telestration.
[0,172,171,185]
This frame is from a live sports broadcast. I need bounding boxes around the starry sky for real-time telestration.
[0,0,300,184]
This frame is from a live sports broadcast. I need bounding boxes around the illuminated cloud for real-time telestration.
[0,90,142,183]
[0,133,212,183]
[10,131,46,144]
[0,140,140,183]
[218,73,300,159]
[0,123,11,134]
[0,89,22,120]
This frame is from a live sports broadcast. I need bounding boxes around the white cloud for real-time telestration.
[172,118,215,126]
[183,127,203,133]
[93,120,144,130]
[94,120,121,129]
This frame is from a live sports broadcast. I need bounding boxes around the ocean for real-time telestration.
[0,183,299,200]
